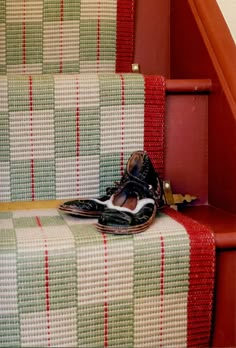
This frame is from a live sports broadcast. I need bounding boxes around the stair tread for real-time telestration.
[179,205,236,249]
[1,201,235,249]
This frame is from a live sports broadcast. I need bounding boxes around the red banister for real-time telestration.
[188,0,236,116]
[166,78,212,93]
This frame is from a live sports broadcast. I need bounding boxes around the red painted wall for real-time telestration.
[134,0,209,203]
[165,94,208,204]
[170,0,236,213]
[134,0,170,76]
[170,2,236,347]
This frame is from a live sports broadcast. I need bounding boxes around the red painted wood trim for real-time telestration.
[166,79,212,93]
[188,0,236,117]
[214,232,236,250]
[179,205,236,250]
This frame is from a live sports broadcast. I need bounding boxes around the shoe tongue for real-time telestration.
[126,151,158,190]
[127,152,145,179]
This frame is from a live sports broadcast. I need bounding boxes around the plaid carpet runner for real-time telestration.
[0,0,134,74]
[0,208,215,348]
[0,73,165,202]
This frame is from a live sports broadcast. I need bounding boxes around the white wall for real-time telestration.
[216,0,236,42]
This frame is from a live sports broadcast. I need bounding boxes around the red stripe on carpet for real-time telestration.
[120,74,125,176]
[164,207,215,347]
[22,0,26,72]
[144,75,166,178]
[116,0,134,72]
[96,0,101,72]
[36,216,51,347]
[102,233,109,347]
[59,0,64,73]
[29,76,35,201]
[159,234,165,347]
[75,78,80,196]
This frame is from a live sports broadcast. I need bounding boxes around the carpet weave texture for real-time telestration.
[0,73,165,202]
[0,0,134,74]
[0,208,215,348]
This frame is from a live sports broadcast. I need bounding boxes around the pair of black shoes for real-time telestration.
[59,151,164,234]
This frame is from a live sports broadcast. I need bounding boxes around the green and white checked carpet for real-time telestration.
[0,73,165,203]
[0,0,134,74]
[0,207,215,347]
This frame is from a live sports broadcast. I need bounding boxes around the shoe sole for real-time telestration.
[96,205,157,235]
[58,205,101,218]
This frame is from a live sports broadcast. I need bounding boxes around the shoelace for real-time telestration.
[105,173,131,196]
[106,171,164,208]
[113,179,163,207]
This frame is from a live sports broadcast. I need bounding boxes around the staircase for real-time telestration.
[0,0,236,347]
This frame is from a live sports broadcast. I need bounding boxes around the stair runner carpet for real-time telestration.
[0,74,165,202]
[0,207,215,347]
[0,0,134,75]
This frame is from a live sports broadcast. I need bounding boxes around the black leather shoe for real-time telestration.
[96,174,163,234]
[59,150,164,217]
[58,186,116,217]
